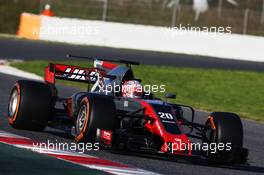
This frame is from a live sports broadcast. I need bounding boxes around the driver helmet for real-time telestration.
[44,4,51,10]
[122,80,143,98]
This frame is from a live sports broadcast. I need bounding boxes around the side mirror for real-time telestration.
[165,93,176,99]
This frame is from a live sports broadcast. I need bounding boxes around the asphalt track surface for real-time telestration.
[0,37,264,71]
[0,73,264,175]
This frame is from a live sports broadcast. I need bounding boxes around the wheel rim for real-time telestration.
[76,105,87,134]
[9,89,19,118]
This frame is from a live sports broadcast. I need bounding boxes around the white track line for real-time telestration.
[0,130,160,175]
[0,64,43,81]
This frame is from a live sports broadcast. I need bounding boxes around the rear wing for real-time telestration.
[45,63,105,84]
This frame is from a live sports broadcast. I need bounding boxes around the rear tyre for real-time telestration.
[204,112,248,164]
[74,94,116,143]
[8,80,52,131]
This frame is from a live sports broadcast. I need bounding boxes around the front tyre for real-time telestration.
[204,112,248,164]
[74,94,116,143]
[8,80,52,131]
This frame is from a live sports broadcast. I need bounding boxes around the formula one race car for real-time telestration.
[7,55,248,164]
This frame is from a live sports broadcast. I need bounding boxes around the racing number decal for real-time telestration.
[158,112,174,120]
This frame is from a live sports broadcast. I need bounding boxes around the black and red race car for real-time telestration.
[7,55,248,164]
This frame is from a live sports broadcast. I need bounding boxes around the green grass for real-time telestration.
[10,60,264,122]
